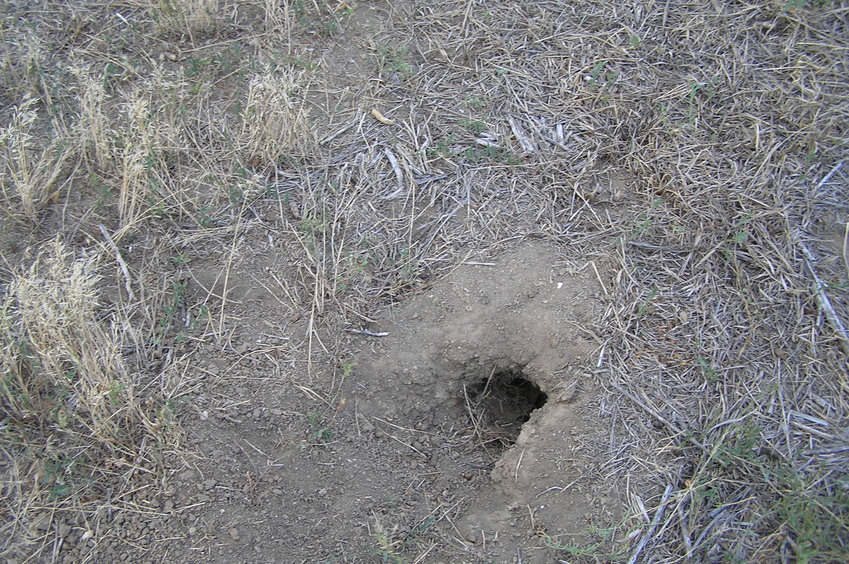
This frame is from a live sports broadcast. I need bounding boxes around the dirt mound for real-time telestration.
[346,241,620,556]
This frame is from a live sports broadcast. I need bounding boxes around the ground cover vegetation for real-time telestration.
[0,0,847,561]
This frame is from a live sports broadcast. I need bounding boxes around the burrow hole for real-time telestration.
[467,368,548,452]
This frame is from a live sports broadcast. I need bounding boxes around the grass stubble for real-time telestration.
[0,0,847,561]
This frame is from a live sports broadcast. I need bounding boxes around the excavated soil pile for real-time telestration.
[345,240,620,552]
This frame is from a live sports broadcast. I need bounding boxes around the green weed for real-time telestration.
[184,57,210,79]
[460,118,488,135]
[636,287,659,318]
[322,18,340,37]
[587,60,617,89]
[730,213,752,245]
[196,205,216,227]
[428,133,521,165]
[372,532,407,563]
[427,133,457,159]
[308,412,334,444]
[692,422,849,561]
[377,45,413,79]
[171,253,192,267]
[289,55,318,70]
[155,280,188,342]
[541,520,624,560]
[461,145,522,165]
[687,78,718,125]
[698,357,718,384]
[340,357,357,379]
[299,214,328,250]
[465,96,488,109]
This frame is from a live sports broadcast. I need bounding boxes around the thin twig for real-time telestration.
[798,239,849,357]
[345,328,389,337]
[98,225,136,301]
[626,485,674,564]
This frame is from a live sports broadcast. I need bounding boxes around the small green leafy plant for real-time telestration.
[308,412,334,444]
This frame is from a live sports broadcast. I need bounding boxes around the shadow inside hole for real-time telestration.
[468,369,548,451]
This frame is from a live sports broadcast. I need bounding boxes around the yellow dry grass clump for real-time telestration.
[0,239,179,556]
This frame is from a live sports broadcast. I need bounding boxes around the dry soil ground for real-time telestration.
[1,1,848,563]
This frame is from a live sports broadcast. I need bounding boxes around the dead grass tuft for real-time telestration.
[239,69,316,168]
[144,0,221,39]
[0,239,181,560]
[0,97,72,221]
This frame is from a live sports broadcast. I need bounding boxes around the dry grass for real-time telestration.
[0,239,183,559]
[143,0,221,38]
[239,68,316,168]
[0,97,72,220]
[362,0,849,560]
[0,0,847,561]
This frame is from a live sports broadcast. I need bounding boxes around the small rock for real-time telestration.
[229,527,240,541]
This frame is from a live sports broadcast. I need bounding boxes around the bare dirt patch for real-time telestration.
[114,240,621,563]
[348,241,620,557]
